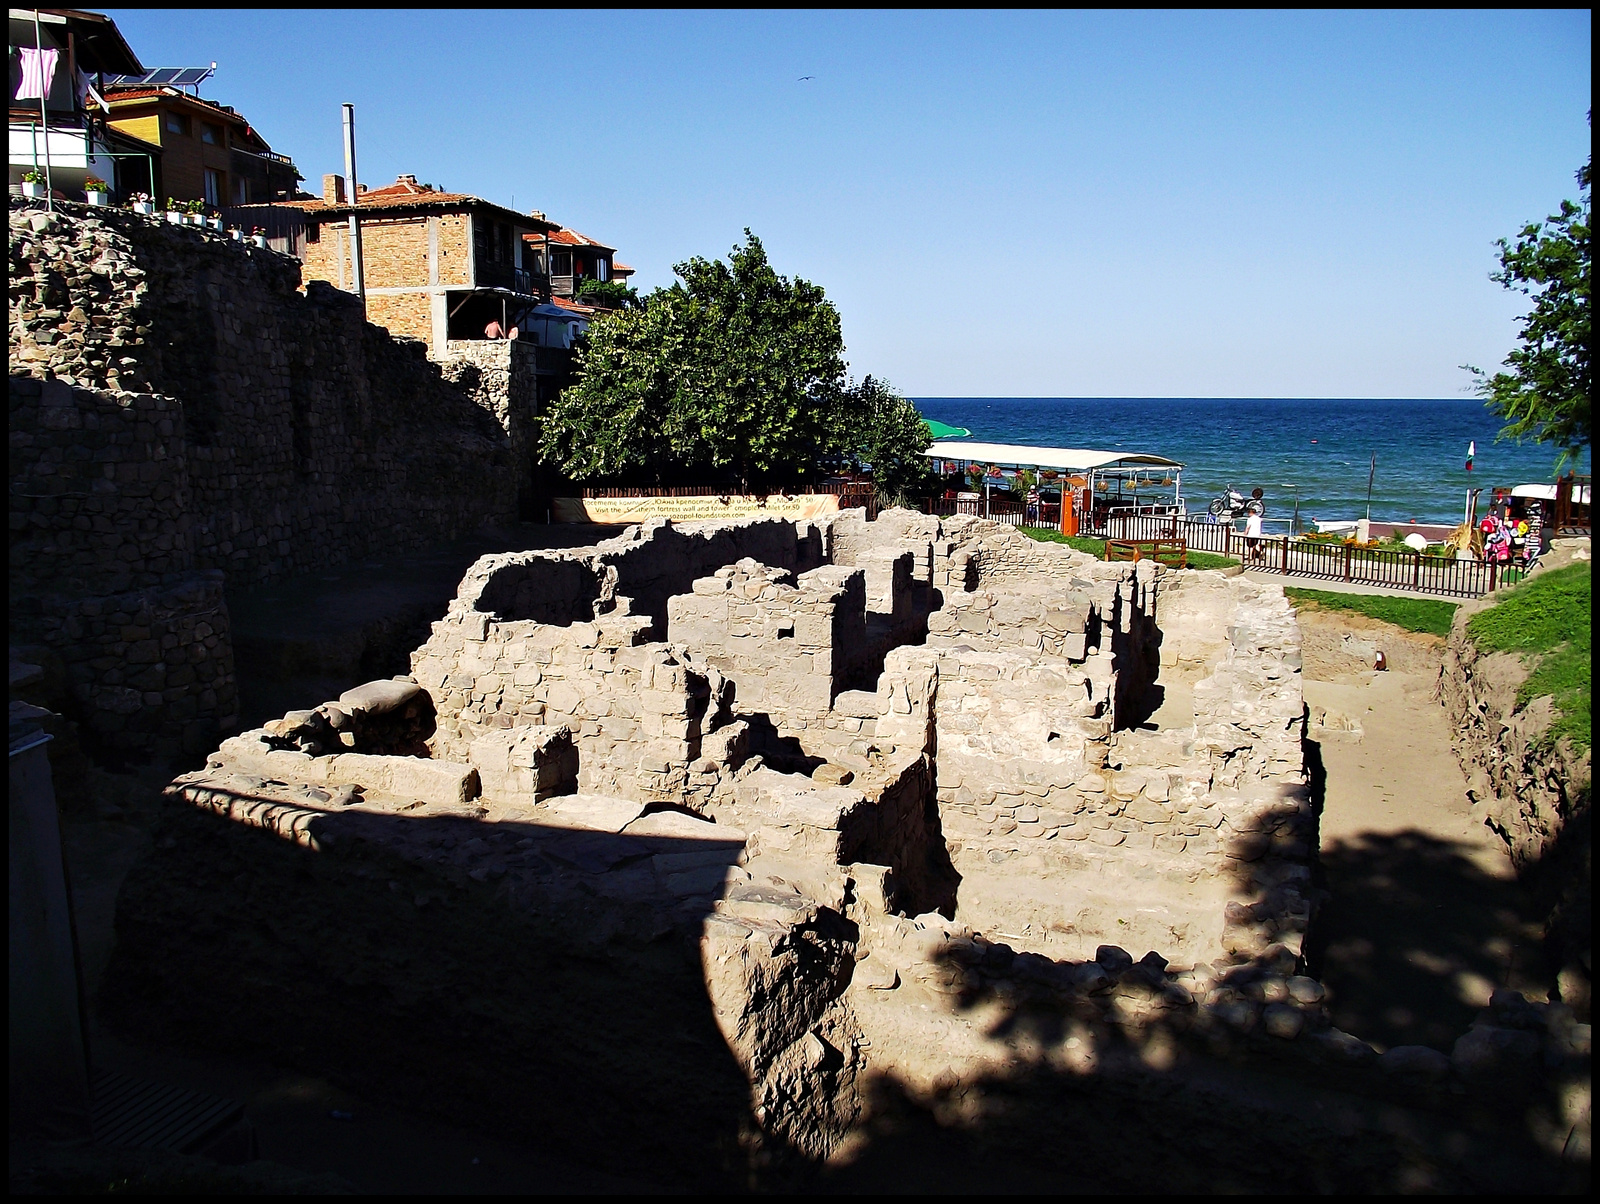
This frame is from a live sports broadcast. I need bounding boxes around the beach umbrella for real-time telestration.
[924,419,972,439]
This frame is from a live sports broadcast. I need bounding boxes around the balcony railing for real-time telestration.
[474,261,544,295]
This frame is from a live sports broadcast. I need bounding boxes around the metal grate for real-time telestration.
[91,1070,244,1154]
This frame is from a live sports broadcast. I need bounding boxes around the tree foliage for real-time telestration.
[832,375,933,503]
[1465,146,1591,466]
[574,278,641,310]
[540,231,934,494]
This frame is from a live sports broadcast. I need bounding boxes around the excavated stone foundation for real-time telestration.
[120,510,1586,1181]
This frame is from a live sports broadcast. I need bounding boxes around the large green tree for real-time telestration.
[1465,147,1591,467]
[540,231,851,489]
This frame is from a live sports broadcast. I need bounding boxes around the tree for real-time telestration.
[540,231,849,489]
[574,278,641,310]
[834,375,934,504]
[1465,146,1591,467]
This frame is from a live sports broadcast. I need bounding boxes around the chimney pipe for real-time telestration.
[342,103,365,305]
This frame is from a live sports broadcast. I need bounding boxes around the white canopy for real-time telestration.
[1511,483,1591,504]
[923,441,1183,472]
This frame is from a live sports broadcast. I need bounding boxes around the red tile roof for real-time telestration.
[548,296,598,315]
[277,175,558,231]
[523,226,617,252]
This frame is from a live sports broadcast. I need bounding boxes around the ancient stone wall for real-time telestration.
[9,199,521,760]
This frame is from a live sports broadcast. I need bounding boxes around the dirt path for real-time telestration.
[1296,607,1553,1053]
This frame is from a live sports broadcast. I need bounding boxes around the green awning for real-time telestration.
[924,419,972,439]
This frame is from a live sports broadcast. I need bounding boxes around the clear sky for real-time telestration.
[102,9,1590,398]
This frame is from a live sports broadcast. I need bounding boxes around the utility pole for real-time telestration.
[342,103,364,305]
[1365,453,1376,521]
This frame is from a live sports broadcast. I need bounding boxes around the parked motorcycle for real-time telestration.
[1207,485,1265,519]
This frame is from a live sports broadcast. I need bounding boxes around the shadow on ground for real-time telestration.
[1307,827,1551,1053]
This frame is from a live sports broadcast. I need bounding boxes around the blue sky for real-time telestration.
[103,9,1590,398]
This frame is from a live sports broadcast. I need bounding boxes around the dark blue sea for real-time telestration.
[915,397,1591,528]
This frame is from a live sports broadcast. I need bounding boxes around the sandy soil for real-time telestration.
[1295,607,1552,1052]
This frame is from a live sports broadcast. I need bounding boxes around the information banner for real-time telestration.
[552,492,845,524]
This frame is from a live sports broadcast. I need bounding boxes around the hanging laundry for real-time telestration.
[75,66,108,112]
[16,46,60,102]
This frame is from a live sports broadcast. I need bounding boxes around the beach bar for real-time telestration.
[922,440,1185,534]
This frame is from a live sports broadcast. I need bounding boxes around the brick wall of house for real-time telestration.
[363,292,433,343]
[299,212,474,295]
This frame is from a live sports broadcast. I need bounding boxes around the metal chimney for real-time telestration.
[342,103,365,304]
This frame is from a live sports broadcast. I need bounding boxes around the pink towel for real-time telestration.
[16,47,60,101]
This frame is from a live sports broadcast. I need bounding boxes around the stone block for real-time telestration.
[327,752,480,805]
[338,678,423,716]
[469,724,577,801]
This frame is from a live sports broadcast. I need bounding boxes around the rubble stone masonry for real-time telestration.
[9,199,519,760]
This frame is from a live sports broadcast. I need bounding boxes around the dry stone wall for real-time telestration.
[9,199,522,761]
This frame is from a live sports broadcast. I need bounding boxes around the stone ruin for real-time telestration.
[160,509,1586,1168]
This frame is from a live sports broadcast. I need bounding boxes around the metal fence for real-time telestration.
[1096,514,1525,597]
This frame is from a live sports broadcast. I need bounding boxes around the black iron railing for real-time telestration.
[1097,513,1526,597]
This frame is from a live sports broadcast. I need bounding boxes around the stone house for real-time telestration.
[524,225,635,306]
[273,174,566,354]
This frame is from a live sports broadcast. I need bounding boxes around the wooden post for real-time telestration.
[1281,535,1289,574]
[1343,543,1352,582]
[1413,551,1421,590]
[1487,559,1498,594]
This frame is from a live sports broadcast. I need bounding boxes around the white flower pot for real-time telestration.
[132,201,153,214]
[229,228,244,241]
[251,235,268,249]
[165,210,184,224]
[206,217,222,230]
[86,191,109,206]
[187,213,206,227]
[22,181,45,198]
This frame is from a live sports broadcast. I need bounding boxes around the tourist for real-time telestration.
[1244,508,1265,564]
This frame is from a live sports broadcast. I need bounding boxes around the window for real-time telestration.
[498,222,512,265]
[203,169,221,207]
[551,251,572,277]
[165,112,190,136]
[233,177,247,204]
[201,122,222,145]
[595,258,609,282]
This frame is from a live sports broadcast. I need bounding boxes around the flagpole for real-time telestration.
[1365,453,1375,521]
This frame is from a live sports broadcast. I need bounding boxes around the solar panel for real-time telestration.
[103,66,215,88]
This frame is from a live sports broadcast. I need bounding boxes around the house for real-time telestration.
[8,7,149,199]
[103,84,303,207]
[268,173,574,353]
[524,225,635,305]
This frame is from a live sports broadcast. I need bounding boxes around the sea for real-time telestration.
[914,397,1592,528]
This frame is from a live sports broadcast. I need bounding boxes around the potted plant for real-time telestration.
[129,191,154,215]
[20,168,47,198]
[84,176,110,205]
[250,227,268,249]
[229,226,244,242]
[165,197,186,224]
[185,199,207,226]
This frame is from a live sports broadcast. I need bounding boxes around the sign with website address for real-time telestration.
[552,493,846,524]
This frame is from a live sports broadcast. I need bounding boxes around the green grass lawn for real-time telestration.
[1465,562,1591,755]
[1282,587,1460,638]
[1020,528,1239,571]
